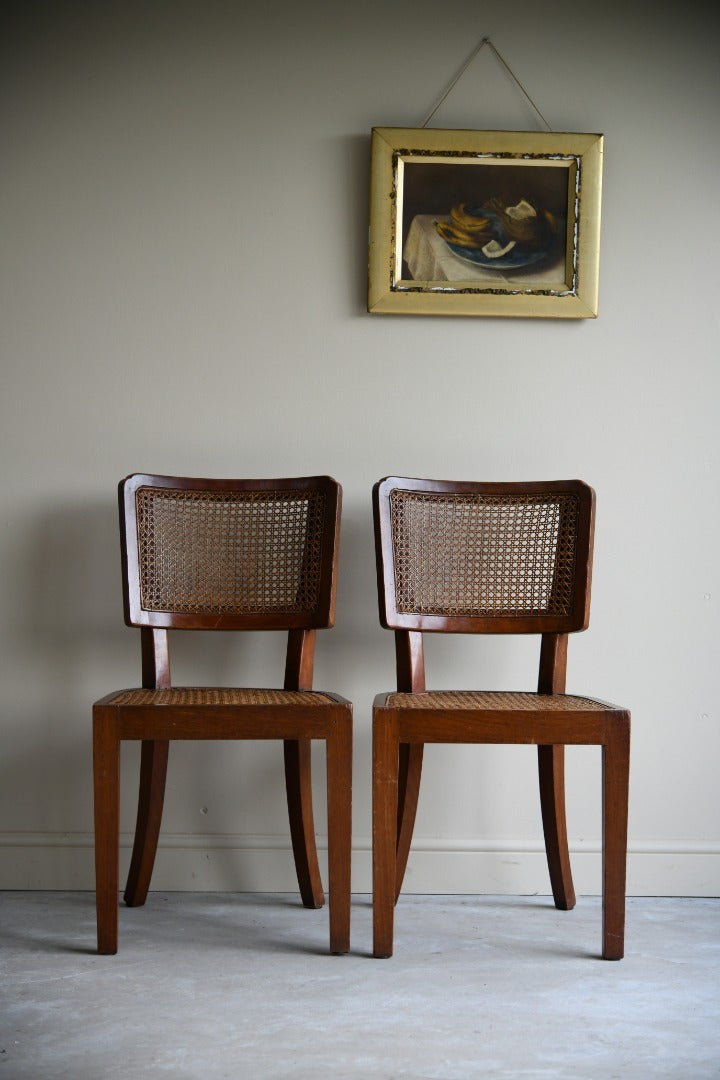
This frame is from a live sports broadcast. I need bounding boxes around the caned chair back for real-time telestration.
[120,474,341,631]
[373,477,594,635]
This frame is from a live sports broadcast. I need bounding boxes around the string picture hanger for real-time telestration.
[421,35,553,131]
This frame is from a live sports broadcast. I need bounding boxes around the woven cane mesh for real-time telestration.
[108,688,335,706]
[389,490,579,619]
[136,487,326,615]
[385,691,607,711]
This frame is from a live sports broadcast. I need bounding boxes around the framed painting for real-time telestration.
[368,127,603,318]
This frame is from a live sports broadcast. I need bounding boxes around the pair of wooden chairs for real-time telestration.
[93,473,630,960]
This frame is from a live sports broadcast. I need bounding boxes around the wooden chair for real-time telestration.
[372,477,630,960]
[93,474,352,955]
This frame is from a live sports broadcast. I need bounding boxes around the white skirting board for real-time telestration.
[1,834,718,895]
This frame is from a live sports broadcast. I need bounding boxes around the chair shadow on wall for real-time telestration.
[4,501,126,863]
[9,496,346,911]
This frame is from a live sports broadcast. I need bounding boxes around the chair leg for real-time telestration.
[93,708,120,954]
[538,744,576,910]
[124,739,169,907]
[326,709,353,954]
[602,717,630,960]
[395,742,423,902]
[284,738,324,909]
[373,713,399,958]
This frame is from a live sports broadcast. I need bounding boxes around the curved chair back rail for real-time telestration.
[373,476,594,635]
[120,473,341,630]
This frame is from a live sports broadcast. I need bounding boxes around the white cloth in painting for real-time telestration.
[403,215,565,286]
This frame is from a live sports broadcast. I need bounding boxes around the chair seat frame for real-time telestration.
[94,688,352,954]
[373,686,629,959]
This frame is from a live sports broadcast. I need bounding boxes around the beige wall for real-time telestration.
[1,0,718,895]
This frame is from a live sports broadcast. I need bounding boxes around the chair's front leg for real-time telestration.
[326,706,353,954]
[93,707,120,954]
[373,710,399,958]
[284,738,324,909]
[602,714,631,960]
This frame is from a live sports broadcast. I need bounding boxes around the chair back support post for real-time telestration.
[395,630,426,693]
[141,627,171,689]
[538,632,568,694]
[284,628,316,691]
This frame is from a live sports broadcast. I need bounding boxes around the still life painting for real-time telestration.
[368,128,603,318]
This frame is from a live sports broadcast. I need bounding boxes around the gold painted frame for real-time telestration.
[368,127,603,318]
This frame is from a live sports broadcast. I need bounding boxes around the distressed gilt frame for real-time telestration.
[368,127,603,319]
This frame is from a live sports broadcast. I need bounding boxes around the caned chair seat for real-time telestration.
[93,474,352,956]
[383,691,611,711]
[105,688,338,707]
[372,476,630,960]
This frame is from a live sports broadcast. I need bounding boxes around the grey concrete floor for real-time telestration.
[2,893,718,1079]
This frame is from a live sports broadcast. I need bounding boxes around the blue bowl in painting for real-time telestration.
[445,243,550,270]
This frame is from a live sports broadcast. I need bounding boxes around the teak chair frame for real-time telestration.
[372,476,630,960]
[93,474,352,955]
